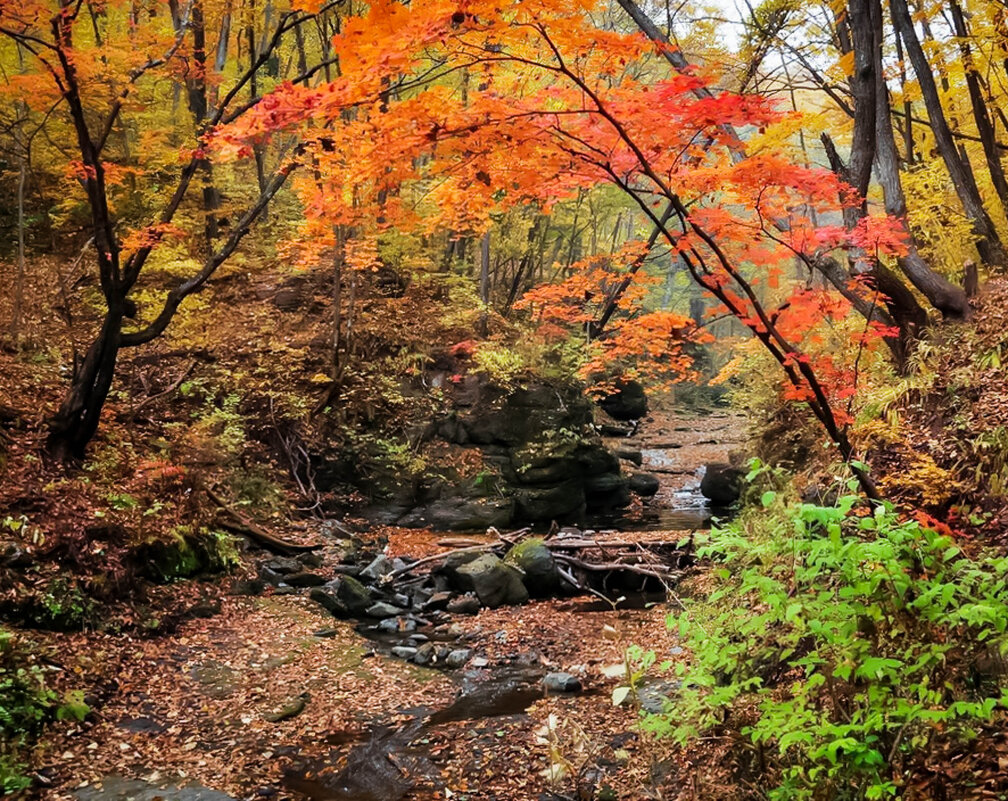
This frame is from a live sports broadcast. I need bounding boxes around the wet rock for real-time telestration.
[413,642,436,666]
[309,586,346,617]
[598,379,647,421]
[336,575,373,613]
[397,497,515,530]
[258,566,286,586]
[422,591,454,611]
[284,571,328,588]
[445,649,472,668]
[377,616,416,634]
[393,593,410,608]
[628,472,660,497]
[454,554,528,608]
[390,646,417,661]
[515,478,586,521]
[264,557,302,574]
[447,594,483,615]
[700,462,744,506]
[310,575,373,617]
[615,447,643,466]
[584,473,631,512]
[360,555,394,582]
[365,602,404,619]
[505,538,558,596]
[542,672,582,693]
[298,551,325,568]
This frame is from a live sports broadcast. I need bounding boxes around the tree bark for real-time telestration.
[948,0,1008,218]
[890,0,1006,268]
[866,0,969,318]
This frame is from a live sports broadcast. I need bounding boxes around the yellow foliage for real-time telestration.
[878,453,961,508]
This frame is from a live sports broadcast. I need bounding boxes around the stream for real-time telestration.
[68,409,744,801]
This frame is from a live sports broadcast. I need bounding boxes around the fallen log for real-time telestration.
[388,544,494,578]
[206,487,321,555]
[553,552,679,583]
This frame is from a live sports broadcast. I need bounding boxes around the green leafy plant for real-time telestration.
[0,629,89,793]
[650,493,1008,800]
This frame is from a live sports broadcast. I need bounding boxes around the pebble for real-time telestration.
[543,672,582,693]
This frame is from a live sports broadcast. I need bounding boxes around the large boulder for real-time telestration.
[629,472,660,497]
[598,380,648,421]
[584,472,631,511]
[397,497,514,530]
[515,478,586,521]
[700,463,744,506]
[454,554,528,607]
[505,538,558,596]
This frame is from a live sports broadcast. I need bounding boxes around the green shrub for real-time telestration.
[651,491,1008,800]
[0,629,88,793]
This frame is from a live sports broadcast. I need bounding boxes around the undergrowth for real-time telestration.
[651,474,1008,800]
[0,629,87,793]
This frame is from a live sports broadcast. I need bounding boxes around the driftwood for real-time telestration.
[388,544,494,578]
[389,526,690,588]
[206,487,321,555]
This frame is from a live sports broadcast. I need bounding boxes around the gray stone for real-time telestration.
[615,447,643,466]
[313,628,340,638]
[542,672,582,693]
[365,602,405,618]
[393,593,410,608]
[284,571,328,588]
[446,594,482,615]
[360,555,394,582]
[297,552,325,568]
[390,646,417,661]
[454,554,528,608]
[335,575,373,613]
[309,586,347,617]
[445,649,472,668]
[469,656,490,668]
[628,473,660,497]
[264,557,302,574]
[413,642,436,666]
[423,590,454,611]
[75,775,236,801]
[397,497,515,530]
[258,566,285,586]
[700,463,744,506]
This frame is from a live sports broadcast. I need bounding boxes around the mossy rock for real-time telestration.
[136,527,239,583]
[505,538,558,596]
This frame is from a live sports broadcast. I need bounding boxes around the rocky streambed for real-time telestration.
[46,407,743,801]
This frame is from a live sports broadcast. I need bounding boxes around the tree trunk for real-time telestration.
[948,0,1008,219]
[890,0,1006,268]
[47,307,124,459]
[10,159,26,342]
[867,0,969,318]
[479,230,490,336]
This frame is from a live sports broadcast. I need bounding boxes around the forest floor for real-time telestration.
[20,409,742,801]
[37,587,674,800]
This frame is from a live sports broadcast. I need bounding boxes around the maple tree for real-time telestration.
[209,0,913,495]
[0,0,343,458]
